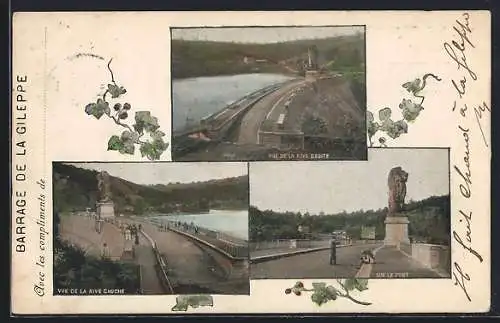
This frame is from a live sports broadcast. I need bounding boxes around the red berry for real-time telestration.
[297,282,304,288]
[294,290,301,296]
[285,288,292,294]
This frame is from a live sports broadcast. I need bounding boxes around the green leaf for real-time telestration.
[378,107,392,122]
[119,142,135,155]
[343,278,357,291]
[107,83,127,98]
[402,78,421,95]
[139,142,155,160]
[85,103,96,115]
[107,135,123,151]
[134,111,160,134]
[171,295,213,311]
[326,286,338,298]
[312,282,327,290]
[399,98,423,122]
[354,279,369,291]
[367,121,379,139]
[366,111,374,123]
[151,130,166,140]
[311,292,329,306]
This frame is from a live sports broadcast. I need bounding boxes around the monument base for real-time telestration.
[97,201,115,219]
[384,215,410,246]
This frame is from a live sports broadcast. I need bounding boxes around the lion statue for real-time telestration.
[387,166,408,215]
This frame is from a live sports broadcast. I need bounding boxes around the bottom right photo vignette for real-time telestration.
[249,148,451,280]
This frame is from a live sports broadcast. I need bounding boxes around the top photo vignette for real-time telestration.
[170,25,367,162]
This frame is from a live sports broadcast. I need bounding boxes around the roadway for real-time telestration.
[251,243,378,279]
[250,243,445,279]
[237,79,306,144]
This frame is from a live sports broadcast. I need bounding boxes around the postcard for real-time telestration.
[11,10,490,314]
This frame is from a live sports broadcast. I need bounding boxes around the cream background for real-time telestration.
[11,11,491,314]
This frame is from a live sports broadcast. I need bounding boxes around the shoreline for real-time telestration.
[172,71,297,82]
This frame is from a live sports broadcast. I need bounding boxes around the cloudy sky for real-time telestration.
[250,149,449,215]
[64,162,247,185]
[172,26,364,44]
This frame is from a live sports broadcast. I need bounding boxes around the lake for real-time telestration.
[152,209,248,240]
[172,73,294,132]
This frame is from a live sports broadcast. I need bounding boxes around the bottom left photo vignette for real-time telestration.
[52,161,250,299]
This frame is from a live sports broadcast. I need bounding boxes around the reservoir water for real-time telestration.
[152,209,248,240]
[172,73,294,132]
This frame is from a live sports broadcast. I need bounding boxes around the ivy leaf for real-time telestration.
[310,284,338,306]
[312,282,327,290]
[402,78,421,95]
[344,278,369,292]
[354,279,369,291]
[399,98,423,122]
[379,119,394,132]
[85,103,96,115]
[119,141,135,155]
[140,142,159,161]
[378,107,392,122]
[151,130,166,140]
[85,99,109,120]
[343,278,357,291]
[107,135,123,151]
[107,83,127,98]
[366,111,374,123]
[118,130,136,155]
[134,111,160,134]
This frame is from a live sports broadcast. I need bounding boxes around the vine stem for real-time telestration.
[107,58,117,85]
[336,280,372,306]
[109,114,147,145]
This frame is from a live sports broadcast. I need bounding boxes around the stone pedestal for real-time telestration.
[384,215,410,246]
[97,201,115,219]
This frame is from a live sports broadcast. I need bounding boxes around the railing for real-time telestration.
[250,238,354,251]
[161,221,249,259]
[140,230,175,294]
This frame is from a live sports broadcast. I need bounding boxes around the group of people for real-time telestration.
[119,223,142,245]
[164,221,200,235]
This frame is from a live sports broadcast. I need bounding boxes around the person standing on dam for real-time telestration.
[329,236,337,265]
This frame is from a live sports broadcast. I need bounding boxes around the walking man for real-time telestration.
[329,236,337,265]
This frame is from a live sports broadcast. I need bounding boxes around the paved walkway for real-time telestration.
[135,234,165,294]
[139,222,225,289]
[369,246,442,278]
[250,247,325,259]
[251,244,379,279]
[59,215,124,260]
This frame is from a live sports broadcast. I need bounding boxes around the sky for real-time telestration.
[64,162,247,185]
[172,26,364,44]
[250,149,450,215]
